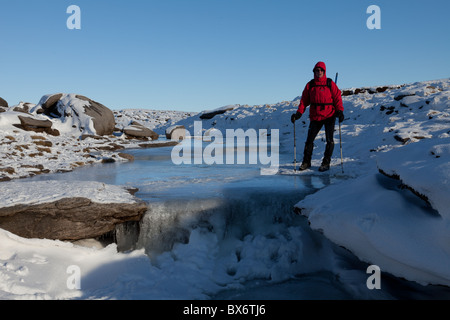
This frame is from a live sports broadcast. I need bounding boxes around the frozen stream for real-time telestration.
[24,143,450,300]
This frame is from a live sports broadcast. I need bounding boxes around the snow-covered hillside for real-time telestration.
[0,78,449,299]
[176,79,448,173]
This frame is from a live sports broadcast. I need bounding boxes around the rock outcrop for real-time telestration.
[0,97,8,109]
[0,197,148,241]
[12,102,34,113]
[15,115,60,136]
[165,125,186,140]
[34,93,116,136]
[0,180,148,241]
[199,105,235,120]
[123,121,159,140]
[75,95,116,136]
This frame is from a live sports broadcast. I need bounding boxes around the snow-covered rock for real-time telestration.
[198,105,237,120]
[32,93,116,136]
[16,114,60,136]
[123,121,159,140]
[0,180,148,241]
[165,125,186,140]
[0,97,8,108]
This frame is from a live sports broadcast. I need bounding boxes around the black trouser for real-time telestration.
[303,116,336,165]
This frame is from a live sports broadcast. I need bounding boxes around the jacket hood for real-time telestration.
[313,61,327,81]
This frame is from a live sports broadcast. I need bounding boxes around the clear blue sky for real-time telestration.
[1,0,449,112]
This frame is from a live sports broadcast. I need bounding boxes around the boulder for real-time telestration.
[0,180,148,241]
[394,93,416,101]
[165,125,186,140]
[203,128,221,142]
[138,141,179,148]
[18,115,52,128]
[41,93,63,113]
[13,102,34,113]
[0,197,148,241]
[76,95,116,136]
[118,152,135,161]
[199,105,235,120]
[15,115,60,136]
[0,97,9,108]
[36,93,116,136]
[124,121,159,140]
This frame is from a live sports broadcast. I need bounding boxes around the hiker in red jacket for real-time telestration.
[291,61,344,172]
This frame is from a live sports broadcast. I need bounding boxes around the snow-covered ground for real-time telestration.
[113,108,197,135]
[0,78,449,299]
[0,104,194,181]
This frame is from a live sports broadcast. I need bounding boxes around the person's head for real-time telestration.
[313,61,326,79]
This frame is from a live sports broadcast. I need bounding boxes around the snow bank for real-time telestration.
[0,228,153,300]
[377,138,450,220]
[296,172,450,287]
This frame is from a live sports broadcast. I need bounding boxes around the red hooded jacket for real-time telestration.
[297,62,344,121]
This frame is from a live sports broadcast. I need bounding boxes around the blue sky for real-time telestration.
[1,0,449,112]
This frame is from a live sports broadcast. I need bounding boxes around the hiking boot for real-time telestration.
[299,162,311,171]
[318,163,330,172]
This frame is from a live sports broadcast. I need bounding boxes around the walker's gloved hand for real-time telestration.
[291,112,302,123]
[336,110,344,123]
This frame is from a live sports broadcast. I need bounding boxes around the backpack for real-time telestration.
[309,78,333,91]
[308,78,334,109]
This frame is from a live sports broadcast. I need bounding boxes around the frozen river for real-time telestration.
[24,142,450,300]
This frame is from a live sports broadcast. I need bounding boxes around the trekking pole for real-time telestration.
[339,121,344,173]
[335,72,344,174]
[294,120,297,171]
